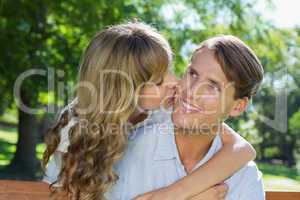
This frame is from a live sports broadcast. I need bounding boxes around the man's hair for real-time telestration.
[197,35,264,99]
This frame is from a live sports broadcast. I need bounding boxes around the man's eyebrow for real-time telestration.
[190,54,195,63]
[189,66,199,75]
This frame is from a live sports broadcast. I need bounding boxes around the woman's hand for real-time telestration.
[133,183,228,200]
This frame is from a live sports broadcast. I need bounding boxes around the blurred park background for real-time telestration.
[0,0,299,192]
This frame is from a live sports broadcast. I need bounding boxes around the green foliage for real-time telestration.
[290,109,300,137]
[0,0,168,112]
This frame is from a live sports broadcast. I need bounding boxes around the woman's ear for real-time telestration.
[229,97,249,117]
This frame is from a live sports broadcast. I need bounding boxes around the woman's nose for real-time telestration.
[165,73,179,86]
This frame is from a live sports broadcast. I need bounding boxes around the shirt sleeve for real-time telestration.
[56,99,78,152]
[42,117,76,186]
[43,100,78,186]
[56,118,77,153]
[238,163,265,200]
[42,151,63,187]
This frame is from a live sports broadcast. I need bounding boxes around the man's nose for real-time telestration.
[184,81,208,102]
[181,86,197,102]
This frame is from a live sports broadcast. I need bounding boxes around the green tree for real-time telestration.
[0,0,167,179]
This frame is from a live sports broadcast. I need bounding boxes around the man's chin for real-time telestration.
[172,110,204,125]
[172,113,221,134]
[172,113,201,131]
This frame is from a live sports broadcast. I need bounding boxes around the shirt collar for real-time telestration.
[153,121,222,165]
[191,134,222,171]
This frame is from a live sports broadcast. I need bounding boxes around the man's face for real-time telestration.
[172,47,244,132]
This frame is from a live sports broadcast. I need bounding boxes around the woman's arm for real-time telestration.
[136,123,256,200]
[135,183,228,200]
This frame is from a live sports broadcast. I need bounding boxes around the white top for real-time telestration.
[42,106,169,186]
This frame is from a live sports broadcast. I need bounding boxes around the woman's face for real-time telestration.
[138,71,178,111]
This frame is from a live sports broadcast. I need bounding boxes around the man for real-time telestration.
[107,35,265,200]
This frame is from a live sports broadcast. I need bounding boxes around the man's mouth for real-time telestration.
[180,98,203,114]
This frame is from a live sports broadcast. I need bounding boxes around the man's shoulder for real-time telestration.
[124,120,174,164]
[124,122,162,158]
[226,161,263,189]
[241,161,262,179]
[229,161,262,182]
[225,161,265,199]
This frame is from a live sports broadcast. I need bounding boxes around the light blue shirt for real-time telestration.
[43,108,265,200]
[106,110,265,200]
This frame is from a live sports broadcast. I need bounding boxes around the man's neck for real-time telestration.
[174,127,219,174]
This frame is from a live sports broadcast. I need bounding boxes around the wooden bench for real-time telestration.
[0,180,50,200]
[0,180,299,199]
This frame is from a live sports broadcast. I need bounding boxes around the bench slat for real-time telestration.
[0,180,50,200]
[1,180,300,200]
[266,191,300,200]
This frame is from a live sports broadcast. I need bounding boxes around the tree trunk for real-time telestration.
[285,139,296,167]
[259,143,266,161]
[6,90,38,180]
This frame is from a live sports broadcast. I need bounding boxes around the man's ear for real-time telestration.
[229,97,249,117]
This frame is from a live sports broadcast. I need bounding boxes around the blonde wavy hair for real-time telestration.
[42,22,172,200]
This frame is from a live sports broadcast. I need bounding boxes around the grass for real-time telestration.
[257,163,300,191]
[263,174,300,191]
[0,127,299,191]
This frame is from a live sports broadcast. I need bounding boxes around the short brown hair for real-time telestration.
[197,35,264,99]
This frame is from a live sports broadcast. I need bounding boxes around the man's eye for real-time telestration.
[208,84,220,92]
[188,69,197,78]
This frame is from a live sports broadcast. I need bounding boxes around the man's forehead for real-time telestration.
[191,49,229,84]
